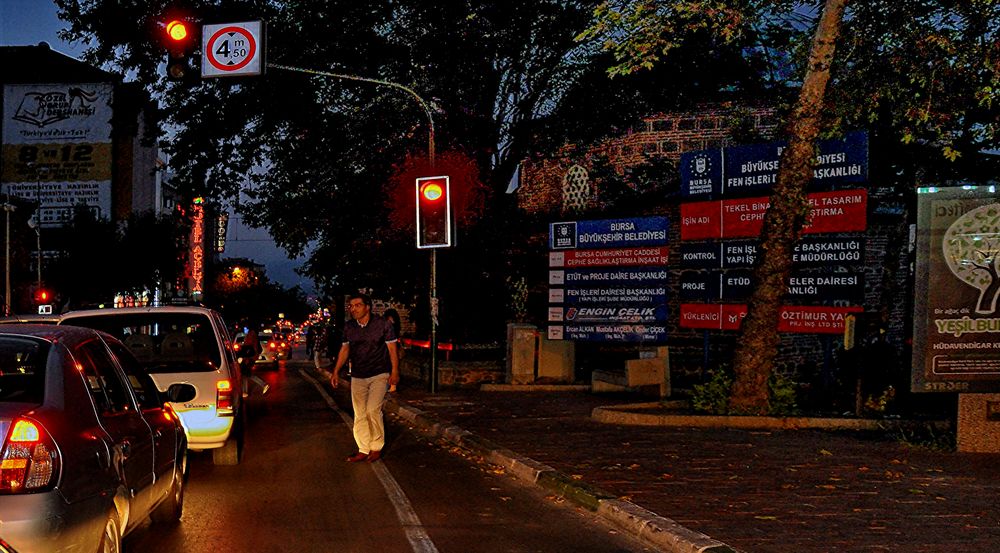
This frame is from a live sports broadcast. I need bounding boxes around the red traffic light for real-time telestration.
[415,176,452,249]
[420,182,444,202]
[166,20,189,42]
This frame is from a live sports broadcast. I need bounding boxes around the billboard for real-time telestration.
[1,83,114,226]
[912,185,1000,393]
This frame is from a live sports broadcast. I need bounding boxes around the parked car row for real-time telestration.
[0,305,246,553]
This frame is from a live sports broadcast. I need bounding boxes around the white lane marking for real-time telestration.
[301,370,440,553]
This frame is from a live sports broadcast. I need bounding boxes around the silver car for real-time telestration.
[59,306,246,465]
[0,325,194,553]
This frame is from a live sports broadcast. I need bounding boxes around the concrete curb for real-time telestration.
[593,404,950,432]
[384,397,740,553]
[480,383,592,392]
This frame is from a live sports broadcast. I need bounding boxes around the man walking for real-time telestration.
[330,293,399,463]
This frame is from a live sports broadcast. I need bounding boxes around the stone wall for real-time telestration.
[400,348,505,388]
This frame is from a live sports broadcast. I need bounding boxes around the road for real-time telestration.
[123,353,652,553]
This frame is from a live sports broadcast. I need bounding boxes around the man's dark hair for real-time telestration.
[348,293,373,307]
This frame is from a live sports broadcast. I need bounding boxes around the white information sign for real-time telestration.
[201,21,265,78]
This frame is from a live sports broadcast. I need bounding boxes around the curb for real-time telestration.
[592,404,950,432]
[384,397,741,553]
[480,383,592,392]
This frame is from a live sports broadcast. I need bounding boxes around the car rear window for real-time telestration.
[0,336,49,403]
[61,313,221,373]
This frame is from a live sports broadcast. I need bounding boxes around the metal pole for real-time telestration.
[268,62,441,392]
[3,204,13,316]
[35,227,41,290]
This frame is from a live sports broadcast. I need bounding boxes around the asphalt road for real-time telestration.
[123,355,652,553]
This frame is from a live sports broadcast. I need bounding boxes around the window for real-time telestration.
[61,312,222,372]
[562,165,591,213]
[107,341,161,410]
[76,340,133,415]
[0,337,49,403]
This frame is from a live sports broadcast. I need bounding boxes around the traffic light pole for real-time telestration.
[267,63,440,392]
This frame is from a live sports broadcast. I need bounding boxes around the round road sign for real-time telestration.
[201,21,264,78]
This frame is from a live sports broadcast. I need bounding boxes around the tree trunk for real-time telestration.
[729,0,849,415]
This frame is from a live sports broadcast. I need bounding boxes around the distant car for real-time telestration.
[58,306,246,465]
[0,315,60,325]
[253,331,291,368]
[0,324,194,553]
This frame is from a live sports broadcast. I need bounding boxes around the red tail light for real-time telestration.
[233,343,241,352]
[280,342,287,348]
[268,341,276,350]
[216,380,234,416]
[1,419,60,492]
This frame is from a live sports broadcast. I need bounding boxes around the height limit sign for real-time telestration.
[202,21,265,78]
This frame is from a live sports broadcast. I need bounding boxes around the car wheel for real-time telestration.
[212,412,244,466]
[150,455,186,523]
[98,513,121,553]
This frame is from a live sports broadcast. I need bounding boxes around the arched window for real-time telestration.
[562,165,590,212]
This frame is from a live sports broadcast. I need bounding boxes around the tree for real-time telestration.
[943,204,1000,314]
[729,0,848,414]
[46,210,185,308]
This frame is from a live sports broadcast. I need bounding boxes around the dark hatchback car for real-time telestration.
[0,325,194,553]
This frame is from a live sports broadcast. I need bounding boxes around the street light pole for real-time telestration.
[268,63,441,392]
[3,203,16,316]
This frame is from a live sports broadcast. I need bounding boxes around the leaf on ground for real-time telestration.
[571,474,584,480]
[908,488,925,494]
[499,496,512,502]
[755,515,778,520]
[819,449,833,456]
[660,473,674,480]
[858,466,870,472]
[816,484,837,490]
[619,495,633,501]
[627,463,641,470]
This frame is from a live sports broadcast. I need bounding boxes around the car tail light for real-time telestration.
[1,418,60,493]
[233,343,241,352]
[281,342,287,348]
[216,380,234,416]
[268,341,276,350]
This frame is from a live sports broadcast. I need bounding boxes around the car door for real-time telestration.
[106,339,179,502]
[74,339,158,526]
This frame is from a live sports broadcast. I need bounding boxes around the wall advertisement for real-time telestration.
[1,83,113,226]
[912,186,1000,393]
[679,237,865,270]
[549,216,668,250]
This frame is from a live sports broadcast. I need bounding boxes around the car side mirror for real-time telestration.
[166,383,197,403]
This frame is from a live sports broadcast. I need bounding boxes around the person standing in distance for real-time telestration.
[330,293,399,463]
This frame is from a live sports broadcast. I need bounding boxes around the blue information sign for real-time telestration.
[681,131,869,198]
[549,217,668,250]
[550,324,668,343]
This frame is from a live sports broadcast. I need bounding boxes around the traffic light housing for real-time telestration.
[415,176,452,249]
[163,18,198,80]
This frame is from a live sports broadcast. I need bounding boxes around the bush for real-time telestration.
[691,365,800,416]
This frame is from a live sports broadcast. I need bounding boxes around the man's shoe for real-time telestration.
[346,452,368,463]
[366,450,382,463]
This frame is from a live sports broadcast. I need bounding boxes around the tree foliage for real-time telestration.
[54,0,770,341]
[46,210,185,308]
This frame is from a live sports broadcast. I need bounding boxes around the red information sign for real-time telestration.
[680,189,868,240]
[680,304,863,334]
[549,246,669,269]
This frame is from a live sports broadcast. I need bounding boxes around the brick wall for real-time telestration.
[518,105,778,215]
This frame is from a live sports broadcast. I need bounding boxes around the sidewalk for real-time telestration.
[380,384,1000,553]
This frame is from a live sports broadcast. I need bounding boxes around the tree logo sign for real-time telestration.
[943,203,1000,314]
[912,186,1000,394]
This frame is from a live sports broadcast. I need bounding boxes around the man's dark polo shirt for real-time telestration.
[342,315,397,378]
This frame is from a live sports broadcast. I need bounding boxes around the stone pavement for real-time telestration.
[379,385,1000,553]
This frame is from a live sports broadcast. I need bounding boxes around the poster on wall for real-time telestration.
[912,185,1000,393]
[1,83,114,227]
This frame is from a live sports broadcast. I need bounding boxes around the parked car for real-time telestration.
[58,306,245,465]
[0,324,194,553]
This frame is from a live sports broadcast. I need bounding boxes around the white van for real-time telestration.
[59,306,245,465]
